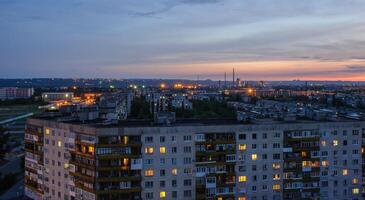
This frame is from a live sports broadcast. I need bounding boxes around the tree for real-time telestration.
[0,126,8,159]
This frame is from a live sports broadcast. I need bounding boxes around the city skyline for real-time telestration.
[1,0,365,80]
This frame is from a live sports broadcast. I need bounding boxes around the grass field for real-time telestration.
[0,104,40,121]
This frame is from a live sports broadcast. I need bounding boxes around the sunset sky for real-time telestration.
[1,0,365,80]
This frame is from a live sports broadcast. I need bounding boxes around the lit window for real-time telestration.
[160,191,166,198]
[352,178,359,184]
[88,146,94,153]
[251,154,257,160]
[352,188,359,194]
[238,144,247,151]
[64,163,69,169]
[217,197,223,200]
[321,140,326,146]
[145,147,154,154]
[238,197,246,200]
[333,140,338,146]
[273,174,280,180]
[145,169,154,177]
[57,141,62,147]
[238,176,247,182]
[172,168,177,175]
[45,128,50,135]
[273,184,280,190]
[342,169,348,176]
[123,136,129,144]
[302,161,311,167]
[321,161,329,167]
[272,163,280,169]
[123,158,129,166]
[301,151,307,157]
[160,147,166,154]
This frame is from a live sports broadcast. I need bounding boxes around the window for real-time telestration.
[321,141,326,146]
[160,181,165,187]
[352,188,359,194]
[273,154,280,160]
[238,176,247,182]
[252,133,257,139]
[272,163,280,170]
[273,174,280,180]
[172,168,177,175]
[184,157,192,164]
[145,147,154,154]
[160,136,165,143]
[184,179,192,186]
[183,135,192,141]
[171,147,177,153]
[144,159,153,165]
[251,154,257,160]
[171,136,176,142]
[352,178,359,184]
[145,181,153,188]
[57,141,62,147]
[321,161,329,167]
[333,140,338,146]
[45,128,50,135]
[238,144,246,151]
[342,169,348,176]
[172,180,177,187]
[160,169,165,176]
[273,184,280,190]
[145,137,153,143]
[145,169,154,177]
[145,193,153,199]
[160,191,166,198]
[160,147,166,154]
[88,146,94,154]
[239,134,246,140]
[183,190,192,197]
[184,146,191,153]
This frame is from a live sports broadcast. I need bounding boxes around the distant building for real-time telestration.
[0,87,34,100]
[41,92,74,102]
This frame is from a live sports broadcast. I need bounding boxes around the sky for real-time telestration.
[1,0,365,81]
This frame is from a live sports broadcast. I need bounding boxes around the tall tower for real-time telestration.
[232,68,235,87]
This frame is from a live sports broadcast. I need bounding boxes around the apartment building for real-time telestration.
[25,117,365,200]
[0,87,34,100]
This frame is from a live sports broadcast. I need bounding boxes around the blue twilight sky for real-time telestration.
[1,0,365,80]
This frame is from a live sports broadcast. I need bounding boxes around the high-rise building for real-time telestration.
[25,117,365,200]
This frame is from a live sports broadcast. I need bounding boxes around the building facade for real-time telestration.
[0,87,34,100]
[25,118,365,200]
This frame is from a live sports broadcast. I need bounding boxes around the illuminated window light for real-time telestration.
[145,147,154,154]
[160,147,166,154]
[88,146,94,154]
[172,168,177,175]
[160,191,166,198]
[45,128,50,135]
[145,169,154,177]
[321,161,329,167]
[238,176,247,182]
[273,184,280,190]
[238,144,247,151]
[251,154,257,161]
[272,163,280,170]
[321,141,326,147]
[352,178,359,184]
[352,188,359,194]
[333,140,338,146]
[57,141,62,147]
[342,169,348,176]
